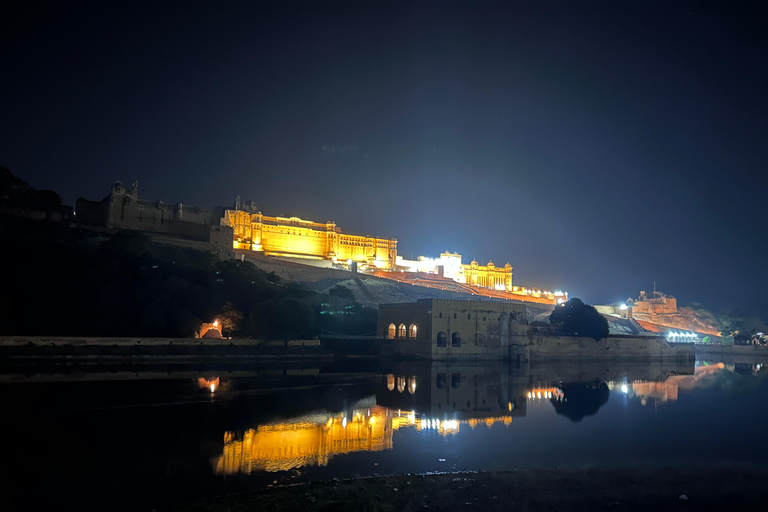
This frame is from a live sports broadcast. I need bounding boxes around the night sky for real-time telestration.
[2,1,766,315]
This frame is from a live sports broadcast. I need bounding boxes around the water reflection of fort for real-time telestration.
[609,363,727,405]
[215,405,393,474]
[214,360,701,474]
[214,403,518,474]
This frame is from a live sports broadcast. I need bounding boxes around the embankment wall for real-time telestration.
[696,344,768,361]
[0,337,326,360]
[523,335,694,360]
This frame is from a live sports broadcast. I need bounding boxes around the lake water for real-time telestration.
[2,358,767,510]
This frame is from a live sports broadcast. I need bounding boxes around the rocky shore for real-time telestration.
[179,466,768,511]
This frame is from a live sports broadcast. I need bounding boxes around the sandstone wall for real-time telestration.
[523,335,694,360]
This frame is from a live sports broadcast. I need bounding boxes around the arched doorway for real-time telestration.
[398,324,407,338]
[408,324,417,339]
[452,331,461,347]
[387,323,396,339]
[437,331,447,347]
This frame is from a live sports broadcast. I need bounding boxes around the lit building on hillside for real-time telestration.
[221,199,397,269]
[395,251,566,304]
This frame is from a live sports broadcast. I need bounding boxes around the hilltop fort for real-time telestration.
[75,181,566,305]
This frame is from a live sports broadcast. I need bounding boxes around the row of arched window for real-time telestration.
[387,323,417,339]
[385,324,462,347]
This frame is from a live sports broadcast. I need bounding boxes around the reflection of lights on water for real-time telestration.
[408,376,417,395]
[198,377,220,394]
[527,387,564,401]
[621,384,628,394]
[342,417,347,428]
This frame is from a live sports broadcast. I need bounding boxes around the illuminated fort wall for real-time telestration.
[463,259,513,291]
[630,291,678,316]
[222,204,397,269]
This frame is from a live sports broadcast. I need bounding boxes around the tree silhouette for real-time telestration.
[551,381,610,422]
[549,298,609,340]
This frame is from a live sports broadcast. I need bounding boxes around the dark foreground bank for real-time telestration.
[178,467,768,512]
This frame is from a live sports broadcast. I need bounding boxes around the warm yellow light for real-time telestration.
[213,320,219,327]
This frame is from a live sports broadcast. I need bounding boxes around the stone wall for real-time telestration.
[76,181,234,258]
[523,334,694,361]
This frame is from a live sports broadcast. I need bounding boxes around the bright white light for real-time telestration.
[213,320,218,327]
[342,417,347,428]
[620,304,628,310]
[557,298,565,304]
[347,259,352,265]
[210,383,215,393]
[621,384,628,394]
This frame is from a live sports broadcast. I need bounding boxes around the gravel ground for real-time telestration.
[178,466,768,512]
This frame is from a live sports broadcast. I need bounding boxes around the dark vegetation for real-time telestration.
[549,298,610,341]
[0,166,63,210]
[0,217,376,339]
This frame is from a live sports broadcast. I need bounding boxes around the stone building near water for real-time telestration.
[380,299,696,361]
[221,198,397,269]
[377,299,529,360]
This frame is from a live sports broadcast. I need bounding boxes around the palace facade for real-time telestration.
[396,252,513,291]
[222,198,397,269]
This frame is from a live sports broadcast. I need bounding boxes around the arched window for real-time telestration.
[437,331,447,347]
[397,375,406,393]
[388,323,396,339]
[452,331,461,347]
[398,324,407,338]
[451,373,461,388]
[409,324,417,339]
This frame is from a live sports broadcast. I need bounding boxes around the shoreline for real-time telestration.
[178,466,768,511]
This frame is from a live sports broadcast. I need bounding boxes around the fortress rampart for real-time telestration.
[75,181,233,257]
